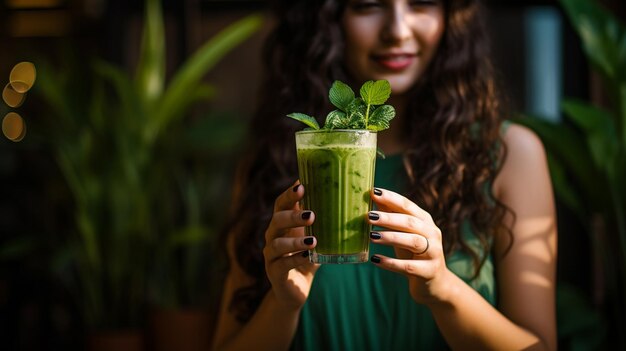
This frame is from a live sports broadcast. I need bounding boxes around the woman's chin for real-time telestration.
[386,78,418,95]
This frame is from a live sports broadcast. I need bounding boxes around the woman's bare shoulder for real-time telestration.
[503,123,546,158]
[495,122,550,197]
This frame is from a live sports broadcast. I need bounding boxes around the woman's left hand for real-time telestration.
[368,187,454,306]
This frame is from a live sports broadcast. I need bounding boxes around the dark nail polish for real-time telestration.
[371,255,381,264]
[302,250,310,258]
[304,237,314,245]
[368,212,379,220]
[373,188,382,196]
[370,232,382,240]
[302,211,312,220]
[293,184,300,192]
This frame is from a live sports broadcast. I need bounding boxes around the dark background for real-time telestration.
[1,0,624,350]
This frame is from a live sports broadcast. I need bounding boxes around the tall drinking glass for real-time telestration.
[295,129,377,264]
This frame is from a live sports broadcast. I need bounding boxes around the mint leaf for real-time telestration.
[324,110,347,130]
[360,80,391,106]
[287,113,320,130]
[347,110,365,129]
[344,98,366,129]
[329,81,355,111]
[368,104,395,131]
[346,97,366,116]
[360,80,391,127]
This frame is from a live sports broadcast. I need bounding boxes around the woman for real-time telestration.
[213,0,557,350]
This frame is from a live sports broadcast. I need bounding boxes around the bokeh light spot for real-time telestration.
[9,62,36,93]
[13,121,27,142]
[2,112,26,142]
[2,83,26,108]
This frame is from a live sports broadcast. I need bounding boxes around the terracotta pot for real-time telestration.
[87,331,145,351]
[149,308,213,351]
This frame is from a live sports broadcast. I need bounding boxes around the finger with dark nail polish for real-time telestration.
[368,212,379,220]
[370,232,382,240]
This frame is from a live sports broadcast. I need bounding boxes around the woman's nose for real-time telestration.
[381,5,413,44]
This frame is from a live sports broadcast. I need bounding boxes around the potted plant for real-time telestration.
[515,0,625,348]
[33,0,261,348]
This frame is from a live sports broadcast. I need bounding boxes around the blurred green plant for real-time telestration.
[33,0,260,330]
[515,0,625,348]
[556,284,606,351]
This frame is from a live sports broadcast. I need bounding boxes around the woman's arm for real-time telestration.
[368,123,557,350]
[432,123,557,350]
[211,249,302,351]
[212,183,320,351]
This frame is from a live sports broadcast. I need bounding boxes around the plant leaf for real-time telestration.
[76,210,101,269]
[135,0,165,106]
[323,110,346,130]
[559,0,624,82]
[347,110,365,129]
[153,14,262,139]
[346,97,365,112]
[342,98,363,126]
[368,104,395,131]
[561,98,618,177]
[545,153,584,218]
[360,80,391,105]
[329,80,355,111]
[287,113,320,130]
[556,284,606,347]
[186,111,246,150]
[167,226,210,248]
[34,61,81,131]
[621,83,626,145]
[93,60,143,128]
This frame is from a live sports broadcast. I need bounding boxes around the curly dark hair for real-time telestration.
[225,0,513,323]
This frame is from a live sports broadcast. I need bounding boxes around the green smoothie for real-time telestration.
[295,130,377,264]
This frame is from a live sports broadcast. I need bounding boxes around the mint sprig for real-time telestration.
[287,79,395,131]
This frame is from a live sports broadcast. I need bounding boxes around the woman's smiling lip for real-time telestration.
[371,53,417,71]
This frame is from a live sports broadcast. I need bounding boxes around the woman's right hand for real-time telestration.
[263,181,319,311]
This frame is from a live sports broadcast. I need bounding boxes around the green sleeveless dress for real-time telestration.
[291,154,497,351]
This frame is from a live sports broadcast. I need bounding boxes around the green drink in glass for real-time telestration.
[296,130,377,263]
[287,79,395,264]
